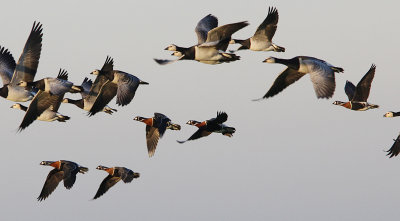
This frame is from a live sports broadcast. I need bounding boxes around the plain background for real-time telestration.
[0,0,399,220]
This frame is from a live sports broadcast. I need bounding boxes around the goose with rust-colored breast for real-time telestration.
[178,111,235,143]
[0,22,42,102]
[93,165,140,200]
[333,64,378,111]
[37,160,88,201]
[134,113,181,157]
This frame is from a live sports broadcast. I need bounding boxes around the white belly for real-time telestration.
[37,109,58,122]
[6,86,34,102]
[195,46,222,61]
[250,38,273,51]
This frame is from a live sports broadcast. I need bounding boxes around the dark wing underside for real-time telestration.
[352,64,376,102]
[344,80,356,101]
[208,111,228,124]
[146,125,160,157]
[260,68,305,99]
[253,6,279,41]
[93,175,121,200]
[386,134,400,158]
[62,163,78,189]
[177,128,212,143]
[10,22,43,85]
[88,81,117,116]
[195,14,218,44]
[37,168,64,201]
[18,91,59,131]
[0,46,16,85]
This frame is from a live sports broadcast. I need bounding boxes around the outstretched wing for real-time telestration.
[344,81,356,101]
[209,111,228,124]
[93,175,121,200]
[0,46,16,85]
[177,129,212,144]
[253,7,279,41]
[10,22,43,85]
[88,81,117,116]
[386,134,400,158]
[146,125,160,157]
[195,14,218,44]
[352,64,376,102]
[115,72,140,106]
[37,168,64,201]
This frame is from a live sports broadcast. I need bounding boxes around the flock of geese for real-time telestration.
[1,6,399,201]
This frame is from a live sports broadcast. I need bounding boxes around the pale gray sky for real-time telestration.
[1,0,399,220]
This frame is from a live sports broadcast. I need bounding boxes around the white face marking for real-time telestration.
[91,70,100,75]
[264,57,275,63]
[166,44,177,51]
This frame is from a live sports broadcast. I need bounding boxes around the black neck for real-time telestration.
[19,105,28,111]
[275,57,300,70]
[67,98,84,109]
[31,79,45,90]
[394,112,400,116]
[0,85,8,98]
[237,39,250,50]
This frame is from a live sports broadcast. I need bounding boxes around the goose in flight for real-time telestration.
[230,7,285,52]
[11,103,69,122]
[62,77,117,115]
[37,160,88,201]
[386,133,400,158]
[93,165,140,200]
[333,64,378,111]
[257,56,343,100]
[134,113,181,157]
[17,69,77,131]
[383,111,400,118]
[0,22,43,102]
[155,15,248,65]
[88,56,149,116]
[178,111,235,143]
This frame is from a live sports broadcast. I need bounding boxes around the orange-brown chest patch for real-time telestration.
[195,121,207,128]
[50,161,61,169]
[105,168,115,175]
[342,102,352,109]
[143,118,153,126]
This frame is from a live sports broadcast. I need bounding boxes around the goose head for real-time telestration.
[263,57,276,63]
[96,165,109,170]
[133,116,146,122]
[17,81,29,87]
[384,112,394,118]
[10,103,23,110]
[332,101,346,106]
[165,44,177,51]
[90,69,100,75]
[186,120,201,125]
[172,51,183,57]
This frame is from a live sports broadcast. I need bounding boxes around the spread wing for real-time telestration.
[344,81,356,101]
[37,168,64,201]
[308,62,336,99]
[154,55,185,65]
[386,134,400,158]
[93,175,121,200]
[195,14,218,44]
[209,111,228,124]
[258,68,305,100]
[115,72,140,106]
[0,46,16,85]
[101,56,114,72]
[352,64,376,102]
[88,81,117,116]
[62,163,78,189]
[80,77,92,99]
[146,125,160,157]
[10,22,43,85]
[253,7,279,41]
[177,129,212,144]
[18,91,59,131]
[205,21,249,43]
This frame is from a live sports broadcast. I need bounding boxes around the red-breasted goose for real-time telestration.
[93,165,140,200]
[230,7,285,52]
[88,56,149,116]
[257,56,343,100]
[178,111,236,143]
[0,22,42,102]
[134,113,181,157]
[17,69,74,131]
[333,64,378,111]
[38,160,88,201]
[386,133,400,158]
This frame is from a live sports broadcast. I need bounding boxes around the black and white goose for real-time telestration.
[155,15,248,65]
[333,64,378,111]
[17,69,75,131]
[230,7,285,52]
[11,103,69,122]
[93,165,140,200]
[0,22,42,102]
[87,56,149,116]
[38,160,88,201]
[257,56,344,100]
[62,77,117,115]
